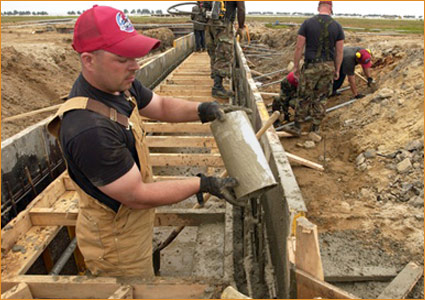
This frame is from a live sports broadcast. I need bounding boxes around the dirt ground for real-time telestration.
[1,20,424,298]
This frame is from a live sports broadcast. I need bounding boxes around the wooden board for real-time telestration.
[147,136,216,148]
[108,285,133,299]
[1,282,33,299]
[1,275,211,299]
[29,207,225,227]
[295,269,358,299]
[143,122,211,133]
[149,153,223,167]
[377,262,423,299]
[295,217,324,280]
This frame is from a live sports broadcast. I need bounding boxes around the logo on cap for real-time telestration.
[116,12,134,33]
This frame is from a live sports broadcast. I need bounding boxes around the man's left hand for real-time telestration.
[198,102,252,123]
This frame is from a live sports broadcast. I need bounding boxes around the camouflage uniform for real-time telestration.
[272,77,298,121]
[205,19,234,78]
[295,62,334,126]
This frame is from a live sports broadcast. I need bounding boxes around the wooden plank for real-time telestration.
[377,262,423,299]
[144,122,211,133]
[166,78,213,85]
[296,217,324,281]
[295,269,358,299]
[3,104,62,122]
[108,285,133,299]
[1,275,211,299]
[160,84,212,92]
[286,152,324,172]
[150,153,223,167]
[29,208,225,227]
[147,136,216,148]
[1,282,33,299]
[1,225,61,279]
[158,90,212,96]
[325,266,398,282]
[1,174,67,252]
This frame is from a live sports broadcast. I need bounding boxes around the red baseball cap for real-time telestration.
[319,1,333,7]
[72,5,160,58]
[357,49,372,69]
[287,71,299,87]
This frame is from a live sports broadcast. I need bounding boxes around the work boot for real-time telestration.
[284,122,302,137]
[212,75,234,99]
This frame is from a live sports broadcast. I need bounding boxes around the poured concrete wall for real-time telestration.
[137,33,195,89]
[233,43,307,298]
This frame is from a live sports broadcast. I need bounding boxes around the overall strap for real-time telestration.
[315,15,335,61]
[47,97,131,138]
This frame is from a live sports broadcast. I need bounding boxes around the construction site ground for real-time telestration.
[1,19,424,298]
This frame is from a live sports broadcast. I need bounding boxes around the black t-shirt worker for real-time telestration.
[47,5,242,278]
[287,1,344,136]
[332,47,374,98]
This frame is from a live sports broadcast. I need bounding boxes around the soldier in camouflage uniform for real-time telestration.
[272,71,298,123]
[286,1,344,136]
[203,1,246,99]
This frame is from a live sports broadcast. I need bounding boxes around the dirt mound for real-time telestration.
[141,28,175,51]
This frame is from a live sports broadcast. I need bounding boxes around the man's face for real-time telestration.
[88,50,139,94]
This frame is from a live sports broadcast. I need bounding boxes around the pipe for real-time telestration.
[275,97,358,131]
[49,237,77,275]
[253,69,287,81]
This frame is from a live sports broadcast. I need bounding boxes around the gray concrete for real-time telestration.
[233,42,307,298]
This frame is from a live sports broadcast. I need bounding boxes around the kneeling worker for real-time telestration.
[332,47,374,99]
[272,71,298,124]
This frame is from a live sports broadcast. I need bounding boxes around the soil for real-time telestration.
[1,19,424,298]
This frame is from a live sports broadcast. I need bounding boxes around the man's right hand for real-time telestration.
[354,93,365,99]
[197,102,252,123]
[334,71,340,80]
[367,77,374,87]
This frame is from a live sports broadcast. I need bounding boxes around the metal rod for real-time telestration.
[276,97,359,131]
[6,181,18,216]
[24,166,37,196]
[258,80,283,88]
[49,237,77,275]
[253,69,287,81]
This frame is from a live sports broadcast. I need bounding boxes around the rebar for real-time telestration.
[49,237,77,275]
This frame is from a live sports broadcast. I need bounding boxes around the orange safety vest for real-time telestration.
[47,93,155,278]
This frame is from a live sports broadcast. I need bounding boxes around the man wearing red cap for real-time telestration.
[286,0,345,136]
[332,47,374,98]
[47,5,244,278]
[272,72,299,124]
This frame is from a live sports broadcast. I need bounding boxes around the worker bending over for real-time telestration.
[332,47,374,98]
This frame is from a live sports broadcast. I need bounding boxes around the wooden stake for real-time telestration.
[3,104,62,123]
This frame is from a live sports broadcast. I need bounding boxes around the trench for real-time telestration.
[1,32,310,299]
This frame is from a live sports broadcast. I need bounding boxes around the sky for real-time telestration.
[1,1,424,17]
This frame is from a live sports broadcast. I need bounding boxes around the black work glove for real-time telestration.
[354,93,365,99]
[197,102,252,123]
[367,77,374,87]
[196,173,242,206]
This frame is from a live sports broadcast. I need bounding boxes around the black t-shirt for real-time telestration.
[60,74,153,212]
[298,14,345,61]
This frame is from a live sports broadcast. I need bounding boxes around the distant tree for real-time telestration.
[155,9,163,15]
[131,9,136,14]
[151,10,154,14]
[141,9,150,15]
[137,9,142,14]
[77,11,82,15]
[124,9,129,14]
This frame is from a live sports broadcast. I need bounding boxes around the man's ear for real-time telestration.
[80,52,96,71]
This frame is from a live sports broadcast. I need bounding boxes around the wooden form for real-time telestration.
[1,50,232,299]
[1,275,213,299]
[377,262,423,299]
